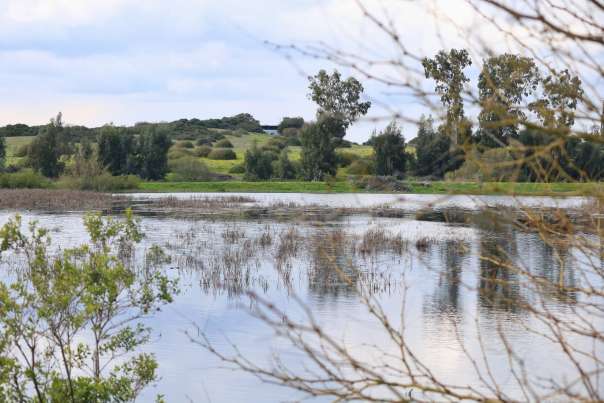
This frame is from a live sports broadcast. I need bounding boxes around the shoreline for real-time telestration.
[135,180,604,197]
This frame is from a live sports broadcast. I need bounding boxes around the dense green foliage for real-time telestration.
[300,114,341,181]
[412,116,463,178]
[273,149,297,179]
[214,139,233,148]
[372,122,407,177]
[207,148,237,160]
[278,117,304,134]
[97,126,172,180]
[169,157,211,181]
[28,113,66,178]
[138,128,172,180]
[0,171,51,189]
[244,143,275,180]
[476,54,541,147]
[97,126,137,176]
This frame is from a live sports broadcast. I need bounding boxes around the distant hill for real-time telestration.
[0,113,264,140]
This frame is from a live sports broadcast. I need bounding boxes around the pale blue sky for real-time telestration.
[1,1,598,141]
[0,0,458,142]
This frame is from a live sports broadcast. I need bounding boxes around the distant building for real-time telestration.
[261,125,279,135]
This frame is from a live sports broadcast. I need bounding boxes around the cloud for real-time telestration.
[1,0,598,143]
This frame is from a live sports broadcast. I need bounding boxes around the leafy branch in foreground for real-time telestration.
[0,210,177,402]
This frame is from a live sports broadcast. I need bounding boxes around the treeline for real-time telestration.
[246,51,602,184]
[0,113,263,140]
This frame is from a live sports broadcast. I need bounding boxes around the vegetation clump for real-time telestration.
[207,149,237,160]
[214,139,234,148]
[0,211,177,402]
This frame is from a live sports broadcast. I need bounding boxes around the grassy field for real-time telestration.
[138,180,603,196]
[6,136,34,165]
[182,133,374,178]
[140,180,356,193]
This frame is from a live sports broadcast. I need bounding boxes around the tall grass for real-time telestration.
[58,173,140,192]
[0,171,52,189]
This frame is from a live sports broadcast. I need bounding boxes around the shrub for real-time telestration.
[194,145,213,158]
[3,164,21,173]
[0,171,52,189]
[273,149,297,179]
[336,151,360,167]
[14,144,29,158]
[244,145,275,180]
[229,164,245,174]
[264,137,288,151]
[347,159,375,175]
[169,157,211,181]
[177,141,195,149]
[286,136,302,146]
[196,138,212,146]
[208,149,237,160]
[168,148,194,160]
[59,173,140,192]
[214,139,234,148]
[446,148,520,182]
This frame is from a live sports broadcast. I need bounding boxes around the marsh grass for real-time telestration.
[0,189,119,211]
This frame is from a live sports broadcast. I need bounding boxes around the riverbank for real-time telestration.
[138,180,603,196]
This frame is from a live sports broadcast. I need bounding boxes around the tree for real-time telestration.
[28,112,66,178]
[422,49,472,145]
[244,142,274,180]
[97,125,135,176]
[372,121,407,177]
[477,54,540,147]
[300,114,341,181]
[413,115,463,178]
[0,211,176,402]
[529,69,584,130]
[278,117,305,134]
[138,127,172,180]
[273,149,297,179]
[308,70,371,141]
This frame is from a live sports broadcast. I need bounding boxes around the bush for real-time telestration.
[347,159,375,175]
[168,148,194,160]
[0,171,52,189]
[229,164,245,174]
[169,157,211,181]
[207,149,237,160]
[194,145,213,158]
[196,138,212,146]
[285,136,302,146]
[59,173,140,192]
[3,164,21,173]
[14,144,29,158]
[177,141,195,149]
[336,151,360,167]
[264,137,288,151]
[446,148,520,182]
[214,139,234,148]
[244,145,275,180]
[273,149,297,179]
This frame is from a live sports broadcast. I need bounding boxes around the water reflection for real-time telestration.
[0,201,600,402]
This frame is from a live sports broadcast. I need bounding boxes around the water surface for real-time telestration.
[1,192,600,401]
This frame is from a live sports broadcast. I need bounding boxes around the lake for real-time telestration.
[1,192,601,402]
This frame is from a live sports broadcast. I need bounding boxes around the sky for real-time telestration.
[0,0,474,142]
[1,0,599,142]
